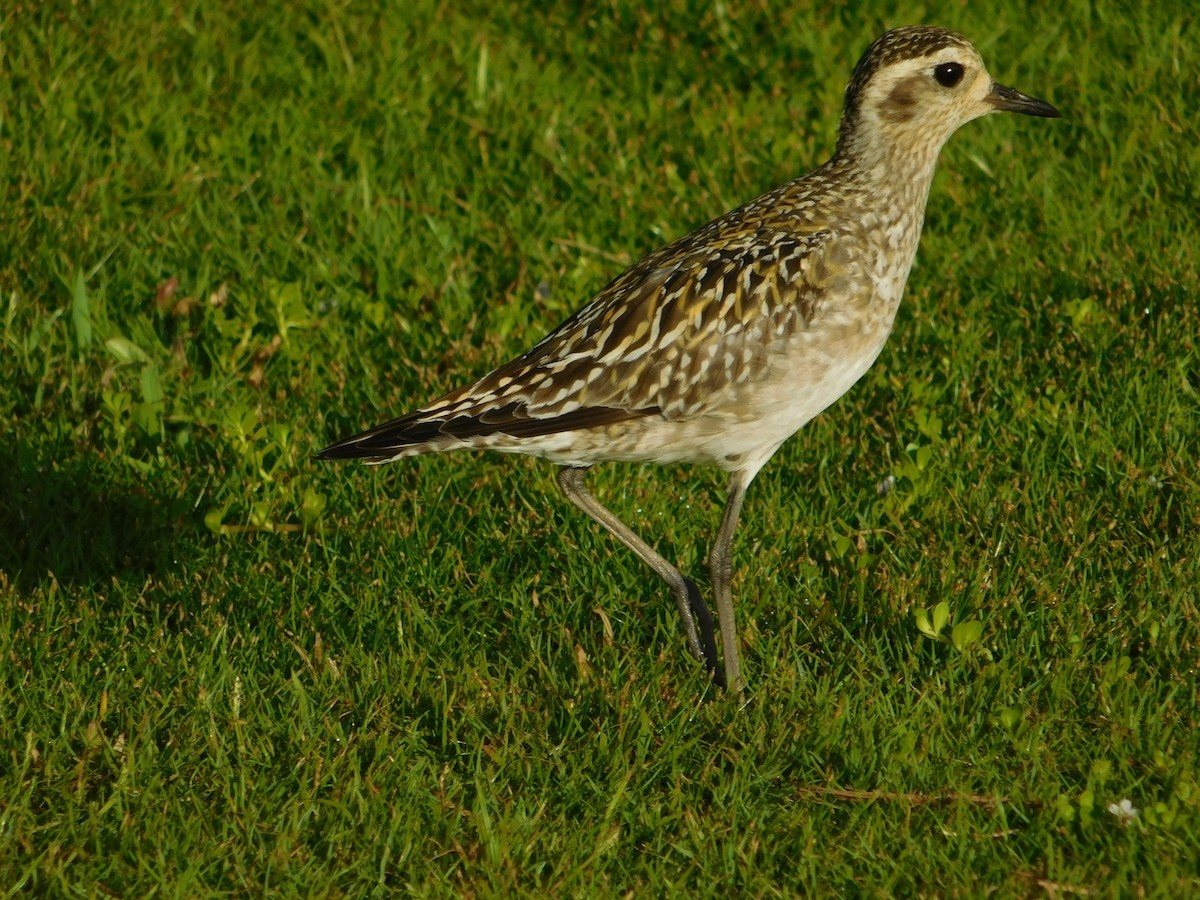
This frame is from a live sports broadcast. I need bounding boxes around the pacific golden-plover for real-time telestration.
[319,25,1059,696]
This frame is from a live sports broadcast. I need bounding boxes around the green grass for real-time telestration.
[2,0,1198,894]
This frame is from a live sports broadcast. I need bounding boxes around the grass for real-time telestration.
[2,0,1198,894]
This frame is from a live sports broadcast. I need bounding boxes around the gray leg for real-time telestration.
[557,466,722,684]
[710,475,749,697]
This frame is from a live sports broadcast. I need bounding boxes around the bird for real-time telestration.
[318,25,1059,697]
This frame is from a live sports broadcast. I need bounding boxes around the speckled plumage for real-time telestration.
[320,25,1059,697]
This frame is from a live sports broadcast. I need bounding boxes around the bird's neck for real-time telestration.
[832,120,947,216]
[823,128,946,268]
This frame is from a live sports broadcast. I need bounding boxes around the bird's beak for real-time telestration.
[987,82,1060,117]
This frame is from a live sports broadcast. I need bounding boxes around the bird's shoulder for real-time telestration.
[547,181,847,361]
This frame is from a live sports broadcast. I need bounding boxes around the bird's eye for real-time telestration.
[934,62,964,87]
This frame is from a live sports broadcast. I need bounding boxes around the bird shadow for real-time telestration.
[0,440,175,593]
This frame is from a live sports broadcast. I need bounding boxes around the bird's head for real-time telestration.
[836,26,1059,169]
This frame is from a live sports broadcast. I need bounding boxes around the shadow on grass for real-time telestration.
[0,441,173,592]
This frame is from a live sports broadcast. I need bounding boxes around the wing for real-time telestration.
[319,211,843,460]
[500,225,833,417]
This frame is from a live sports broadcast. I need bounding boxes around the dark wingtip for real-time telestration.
[315,427,406,462]
[314,442,365,461]
[315,410,443,462]
[316,404,657,465]
[315,431,414,462]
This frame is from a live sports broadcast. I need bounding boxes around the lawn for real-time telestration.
[2,0,1198,894]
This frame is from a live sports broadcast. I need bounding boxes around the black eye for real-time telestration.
[934,62,964,87]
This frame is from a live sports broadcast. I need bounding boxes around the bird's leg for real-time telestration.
[557,466,722,685]
[710,475,749,697]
